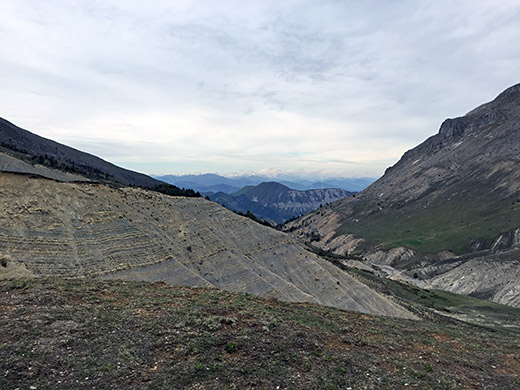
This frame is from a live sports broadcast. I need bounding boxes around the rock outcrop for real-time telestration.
[412,249,520,307]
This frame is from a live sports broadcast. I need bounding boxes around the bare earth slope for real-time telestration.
[285,83,520,307]
[0,172,413,318]
[0,151,89,182]
[416,249,520,308]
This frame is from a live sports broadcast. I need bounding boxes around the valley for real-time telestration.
[1,87,520,389]
[2,2,520,388]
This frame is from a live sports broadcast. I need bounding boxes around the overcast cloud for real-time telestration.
[1,1,519,178]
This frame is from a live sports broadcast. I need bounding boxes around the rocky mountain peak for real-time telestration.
[497,82,520,98]
[391,83,519,171]
[437,116,472,143]
[255,181,290,192]
[466,82,520,116]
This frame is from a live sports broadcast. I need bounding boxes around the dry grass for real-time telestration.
[1,278,519,389]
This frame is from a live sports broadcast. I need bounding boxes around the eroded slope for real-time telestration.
[0,172,412,318]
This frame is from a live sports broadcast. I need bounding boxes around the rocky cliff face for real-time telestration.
[0,172,413,318]
[285,83,520,307]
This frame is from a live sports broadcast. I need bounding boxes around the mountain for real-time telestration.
[285,83,520,307]
[0,118,200,198]
[210,181,353,224]
[155,173,375,194]
[0,120,413,318]
[0,118,164,187]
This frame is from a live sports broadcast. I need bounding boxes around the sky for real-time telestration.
[1,1,519,179]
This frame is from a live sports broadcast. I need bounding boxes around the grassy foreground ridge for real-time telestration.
[1,278,519,389]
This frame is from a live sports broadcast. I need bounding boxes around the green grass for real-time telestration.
[1,278,519,389]
[335,190,520,255]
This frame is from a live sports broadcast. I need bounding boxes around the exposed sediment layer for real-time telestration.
[0,172,414,319]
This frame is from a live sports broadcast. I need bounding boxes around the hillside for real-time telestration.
[1,278,519,390]
[0,117,167,188]
[0,171,412,318]
[285,83,520,307]
[210,181,352,224]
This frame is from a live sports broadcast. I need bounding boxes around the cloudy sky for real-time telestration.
[1,1,519,178]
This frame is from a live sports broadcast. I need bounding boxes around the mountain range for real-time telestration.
[1,85,520,388]
[155,173,375,194]
[285,83,520,308]
[210,181,353,224]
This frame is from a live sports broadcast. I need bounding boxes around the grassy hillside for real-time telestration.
[335,188,520,255]
[1,278,519,390]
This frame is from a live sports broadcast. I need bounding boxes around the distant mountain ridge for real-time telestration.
[155,173,374,194]
[210,181,353,224]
